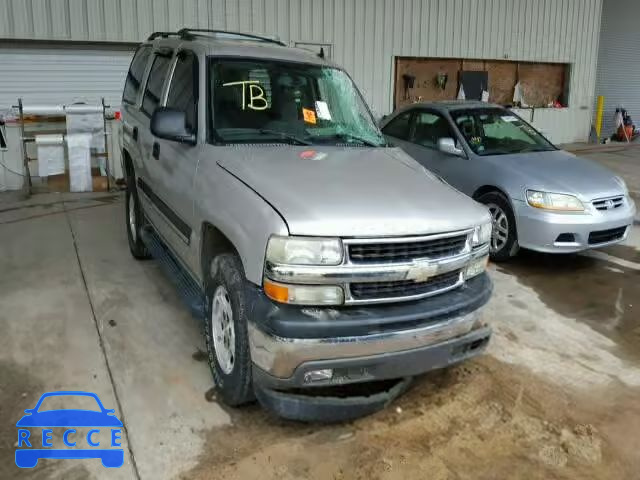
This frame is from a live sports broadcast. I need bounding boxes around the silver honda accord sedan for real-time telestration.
[380,101,636,261]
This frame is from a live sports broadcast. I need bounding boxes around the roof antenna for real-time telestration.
[318,47,325,59]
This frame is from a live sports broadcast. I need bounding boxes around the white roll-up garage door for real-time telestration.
[0,43,136,110]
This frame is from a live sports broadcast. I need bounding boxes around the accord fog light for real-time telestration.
[465,255,489,279]
[263,278,344,305]
[266,236,343,265]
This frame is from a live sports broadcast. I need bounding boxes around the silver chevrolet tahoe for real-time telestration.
[120,29,494,421]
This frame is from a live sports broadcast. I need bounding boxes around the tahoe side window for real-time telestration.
[382,111,412,140]
[166,51,198,132]
[412,111,454,148]
[142,52,173,116]
[123,46,151,105]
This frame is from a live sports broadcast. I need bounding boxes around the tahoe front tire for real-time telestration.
[204,253,254,406]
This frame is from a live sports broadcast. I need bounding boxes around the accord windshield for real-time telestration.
[209,58,386,146]
[450,108,556,156]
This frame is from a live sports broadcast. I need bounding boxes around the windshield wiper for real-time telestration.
[258,129,312,145]
[330,132,385,147]
[519,146,552,153]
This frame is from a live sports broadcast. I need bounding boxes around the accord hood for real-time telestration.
[218,147,489,237]
[484,150,625,201]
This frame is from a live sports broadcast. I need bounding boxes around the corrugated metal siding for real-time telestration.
[594,0,640,137]
[0,0,602,142]
[0,44,135,107]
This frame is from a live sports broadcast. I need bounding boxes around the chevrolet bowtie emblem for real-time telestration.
[406,262,438,283]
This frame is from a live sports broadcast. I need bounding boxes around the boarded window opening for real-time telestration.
[394,57,568,109]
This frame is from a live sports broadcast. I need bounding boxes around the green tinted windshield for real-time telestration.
[209,58,386,146]
[450,108,556,156]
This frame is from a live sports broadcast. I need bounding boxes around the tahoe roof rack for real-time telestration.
[147,31,181,41]
[148,29,286,47]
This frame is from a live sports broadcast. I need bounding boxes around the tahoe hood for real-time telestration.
[217,146,489,237]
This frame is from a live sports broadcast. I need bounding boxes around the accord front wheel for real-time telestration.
[478,191,519,262]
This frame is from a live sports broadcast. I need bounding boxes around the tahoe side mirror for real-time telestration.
[437,137,465,157]
[150,107,196,145]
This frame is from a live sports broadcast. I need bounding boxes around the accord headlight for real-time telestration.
[266,235,343,265]
[472,221,492,246]
[526,190,584,212]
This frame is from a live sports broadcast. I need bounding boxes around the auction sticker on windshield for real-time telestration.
[302,108,317,124]
[15,391,124,469]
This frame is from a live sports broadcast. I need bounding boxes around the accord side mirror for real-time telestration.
[150,107,196,145]
[437,137,465,157]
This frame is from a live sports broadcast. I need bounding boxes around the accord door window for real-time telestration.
[411,111,455,148]
[381,111,412,140]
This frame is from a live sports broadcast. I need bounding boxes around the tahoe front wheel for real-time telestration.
[204,253,254,406]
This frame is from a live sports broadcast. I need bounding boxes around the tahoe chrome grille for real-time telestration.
[347,234,468,264]
[265,229,489,306]
[592,196,624,211]
[349,270,462,301]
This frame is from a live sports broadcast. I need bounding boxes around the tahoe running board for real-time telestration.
[140,225,205,319]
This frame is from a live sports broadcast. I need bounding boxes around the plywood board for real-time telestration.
[518,63,566,107]
[395,58,461,108]
[462,60,485,71]
[487,61,518,104]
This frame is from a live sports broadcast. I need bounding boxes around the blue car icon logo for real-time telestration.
[16,391,124,468]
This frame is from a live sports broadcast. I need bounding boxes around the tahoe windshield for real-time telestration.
[209,58,386,146]
[451,108,556,156]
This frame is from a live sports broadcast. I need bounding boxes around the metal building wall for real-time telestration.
[594,0,640,137]
[0,0,602,143]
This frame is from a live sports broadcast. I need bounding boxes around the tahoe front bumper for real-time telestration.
[247,274,492,389]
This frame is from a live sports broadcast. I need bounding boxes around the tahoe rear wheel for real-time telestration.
[204,253,254,406]
[125,172,150,259]
[478,191,519,262]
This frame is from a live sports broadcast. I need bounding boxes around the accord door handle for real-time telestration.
[132,126,138,142]
[152,141,160,160]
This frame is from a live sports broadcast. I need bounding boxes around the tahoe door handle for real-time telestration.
[152,142,160,160]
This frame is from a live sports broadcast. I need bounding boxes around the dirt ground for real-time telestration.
[185,356,639,480]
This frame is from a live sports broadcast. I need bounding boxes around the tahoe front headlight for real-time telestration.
[526,190,584,212]
[472,221,492,246]
[266,235,343,265]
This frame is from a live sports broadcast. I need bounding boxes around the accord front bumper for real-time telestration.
[514,197,636,253]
